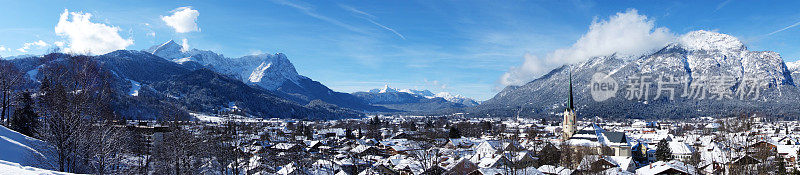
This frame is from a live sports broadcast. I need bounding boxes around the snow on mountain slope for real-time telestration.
[128,79,141,96]
[677,30,745,52]
[676,30,793,86]
[480,30,799,118]
[788,60,800,85]
[145,40,387,112]
[147,40,186,62]
[369,85,400,93]
[788,60,800,71]
[400,89,435,97]
[146,40,303,90]
[434,92,480,106]
[248,62,271,83]
[0,125,50,168]
[26,67,39,81]
[0,160,75,175]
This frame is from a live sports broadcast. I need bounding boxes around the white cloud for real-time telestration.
[161,7,200,33]
[424,79,448,90]
[180,38,190,52]
[500,9,674,86]
[16,40,49,53]
[55,9,134,55]
[53,41,66,48]
[248,49,265,55]
[500,53,548,86]
[0,45,8,52]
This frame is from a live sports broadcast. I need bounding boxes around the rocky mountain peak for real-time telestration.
[372,85,399,93]
[787,60,800,71]
[677,30,745,52]
[241,53,303,89]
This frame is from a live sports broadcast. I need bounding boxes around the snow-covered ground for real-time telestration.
[128,80,141,96]
[0,125,50,167]
[190,113,266,123]
[0,160,76,175]
[0,126,70,174]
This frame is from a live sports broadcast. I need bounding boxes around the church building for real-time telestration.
[560,71,631,157]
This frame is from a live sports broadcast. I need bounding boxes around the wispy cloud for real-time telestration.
[339,5,374,19]
[271,0,365,33]
[767,20,800,36]
[17,40,48,53]
[714,0,732,12]
[341,5,406,40]
[365,19,405,40]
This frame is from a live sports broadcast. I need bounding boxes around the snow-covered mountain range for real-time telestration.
[367,85,480,106]
[147,40,303,90]
[145,40,389,112]
[476,30,800,118]
[352,85,479,112]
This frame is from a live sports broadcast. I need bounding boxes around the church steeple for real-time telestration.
[568,71,574,111]
[562,68,577,140]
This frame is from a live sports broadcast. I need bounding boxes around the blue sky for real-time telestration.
[1,0,799,100]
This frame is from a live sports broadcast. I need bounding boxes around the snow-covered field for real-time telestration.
[190,112,266,123]
[0,160,75,175]
[0,126,71,174]
[0,125,50,167]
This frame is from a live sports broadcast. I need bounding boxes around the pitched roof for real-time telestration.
[604,132,627,144]
[538,165,573,175]
[636,161,696,175]
[668,142,694,155]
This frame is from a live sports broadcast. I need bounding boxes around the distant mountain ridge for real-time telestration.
[475,30,800,118]
[353,85,479,112]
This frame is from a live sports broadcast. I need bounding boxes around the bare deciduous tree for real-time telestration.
[36,54,123,174]
[411,148,441,171]
[0,60,24,125]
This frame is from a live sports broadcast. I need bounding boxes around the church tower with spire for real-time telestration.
[562,70,577,140]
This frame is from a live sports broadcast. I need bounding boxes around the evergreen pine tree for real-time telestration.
[655,140,673,161]
[9,91,37,137]
[632,143,649,164]
[345,128,355,139]
[448,126,461,138]
[777,154,787,175]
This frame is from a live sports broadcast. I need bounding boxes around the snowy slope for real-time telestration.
[128,79,141,96]
[0,160,75,175]
[677,30,745,52]
[788,60,800,70]
[0,125,51,168]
